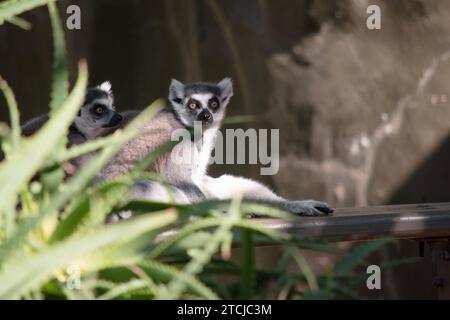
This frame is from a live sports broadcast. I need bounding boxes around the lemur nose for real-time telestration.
[198,110,212,123]
[115,114,123,121]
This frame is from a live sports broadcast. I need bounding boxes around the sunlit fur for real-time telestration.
[101,78,334,218]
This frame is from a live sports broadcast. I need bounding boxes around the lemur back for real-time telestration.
[100,108,207,201]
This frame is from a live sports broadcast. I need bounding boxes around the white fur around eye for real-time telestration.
[191,93,213,108]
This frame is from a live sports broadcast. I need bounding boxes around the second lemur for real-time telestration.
[18,82,123,174]
[21,81,122,141]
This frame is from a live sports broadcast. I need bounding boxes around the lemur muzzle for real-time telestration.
[198,110,213,124]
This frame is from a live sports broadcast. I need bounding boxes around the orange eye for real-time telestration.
[96,107,104,114]
[189,103,198,110]
[210,101,218,108]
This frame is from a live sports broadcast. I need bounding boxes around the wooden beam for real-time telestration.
[158,202,450,243]
[430,240,450,300]
[253,202,450,242]
[157,202,450,299]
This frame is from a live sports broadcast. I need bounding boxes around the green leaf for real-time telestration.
[0,61,87,210]
[5,16,32,30]
[235,219,290,243]
[289,246,319,292]
[0,75,20,155]
[0,209,177,299]
[100,262,219,300]
[141,261,219,299]
[0,96,164,262]
[97,279,149,300]
[52,179,133,244]
[239,229,255,299]
[0,75,21,238]
[47,134,125,168]
[0,0,57,26]
[48,193,91,244]
[150,217,221,259]
[47,1,68,113]
[76,230,161,271]
[160,198,242,299]
[334,238,391,275]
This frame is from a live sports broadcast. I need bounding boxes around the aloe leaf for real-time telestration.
[239,229,255,299]
[334,238,391,275]
[160,198,242,299]
[140,261,219,300]
[0,75,20,154]
[47,1,68,113]
[5,16,31,30]
[0,209,177,299]
[0,61,87,210]
[0,0,57,26]
[0,96,164,262]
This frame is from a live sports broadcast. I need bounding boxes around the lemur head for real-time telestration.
[75,81,123,139]
[168,78,233,128]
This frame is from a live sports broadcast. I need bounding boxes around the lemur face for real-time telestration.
[168,78,234,128]
[76,81,123,139]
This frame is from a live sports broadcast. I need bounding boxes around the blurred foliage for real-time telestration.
[0,0,391,300]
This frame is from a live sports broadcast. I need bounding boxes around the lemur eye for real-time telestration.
[209,98,220,109]
[189,102,199,110]
[210,101,218,108]
[93,104,105,115]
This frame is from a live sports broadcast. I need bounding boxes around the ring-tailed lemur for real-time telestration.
[13,82,123,173]
[101,78,334,217]
[21,81,122,141]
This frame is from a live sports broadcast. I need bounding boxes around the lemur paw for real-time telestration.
[284,200,334,216]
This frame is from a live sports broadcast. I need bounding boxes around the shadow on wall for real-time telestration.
[363,134,450,300]
[389,133,450,204]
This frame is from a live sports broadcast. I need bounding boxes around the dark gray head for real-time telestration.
[168,78,233,128]
[75,81,123,139]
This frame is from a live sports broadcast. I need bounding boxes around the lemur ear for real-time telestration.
[169,79,184,103]
[97,81,113,95]
[217,78,233,103]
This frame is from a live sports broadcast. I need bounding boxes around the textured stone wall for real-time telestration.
[268,0,450,211]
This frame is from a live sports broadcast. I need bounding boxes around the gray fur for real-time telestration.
[20,81,121,141]
[100,78,233,207]
[75,82,122,140]
[15,82,123,174]
[131,180,190,204]
[101,78,334,218]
